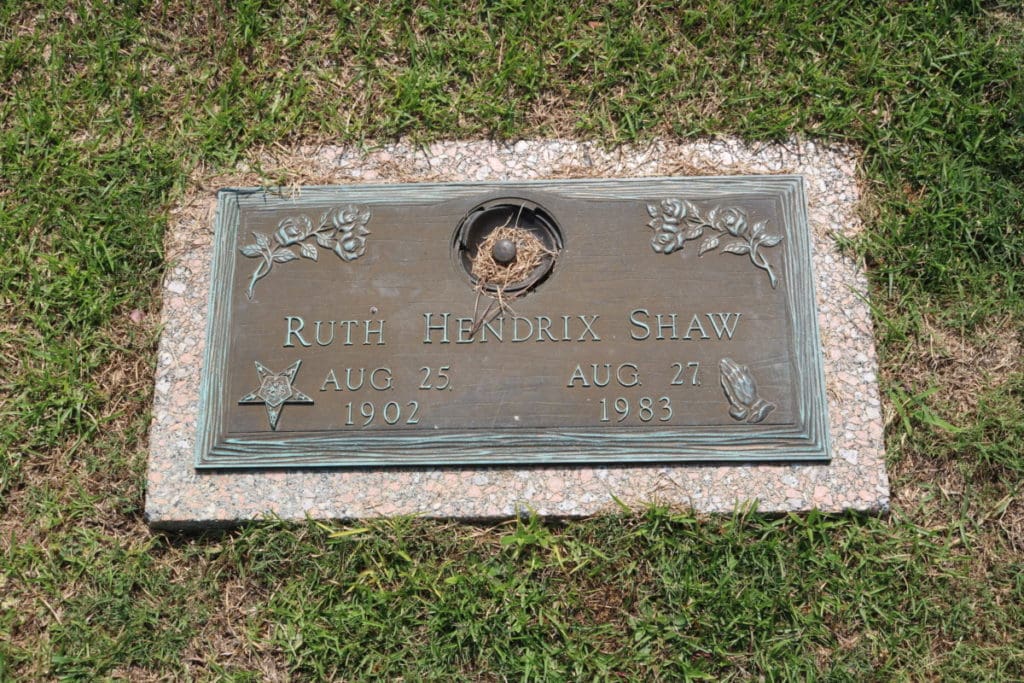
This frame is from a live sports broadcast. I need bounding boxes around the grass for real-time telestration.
[1,0,1022,678]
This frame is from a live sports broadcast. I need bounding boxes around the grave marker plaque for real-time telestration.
[195,177,829,468]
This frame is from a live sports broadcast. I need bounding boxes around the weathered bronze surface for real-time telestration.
[195,177,829,468]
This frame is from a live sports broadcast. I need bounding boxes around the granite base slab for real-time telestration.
[145,138,888,528]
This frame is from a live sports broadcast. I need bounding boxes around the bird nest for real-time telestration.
[467,225,558,338]
[469,225,555,291]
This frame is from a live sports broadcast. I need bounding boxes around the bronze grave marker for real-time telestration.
[196,177,829,468]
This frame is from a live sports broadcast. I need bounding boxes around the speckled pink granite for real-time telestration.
[146,139,888,527]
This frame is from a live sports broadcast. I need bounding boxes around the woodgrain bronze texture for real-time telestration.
[195,177,830,468]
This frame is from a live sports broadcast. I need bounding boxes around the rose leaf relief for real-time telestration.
[644,199,782,288]
[239,204,371,299]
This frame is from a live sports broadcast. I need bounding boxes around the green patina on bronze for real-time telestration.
[194,177,829,468]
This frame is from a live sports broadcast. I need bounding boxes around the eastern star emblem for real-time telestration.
[238,360,313,430]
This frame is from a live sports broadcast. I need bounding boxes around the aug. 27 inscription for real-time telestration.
[195,178,829,468]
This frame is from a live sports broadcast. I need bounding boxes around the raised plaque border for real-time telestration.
[195,176,829,468]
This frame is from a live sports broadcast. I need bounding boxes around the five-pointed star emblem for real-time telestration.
[238,360,313,430]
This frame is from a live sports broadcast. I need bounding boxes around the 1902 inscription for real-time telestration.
[195,177,830,468]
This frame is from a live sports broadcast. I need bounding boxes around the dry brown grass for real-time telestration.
[910,316,1021,417]
[885,309,1024,587]
[178,574,289,681]
[886,314,1020,458]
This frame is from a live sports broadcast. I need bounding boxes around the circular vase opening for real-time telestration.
[452,198,563,294]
